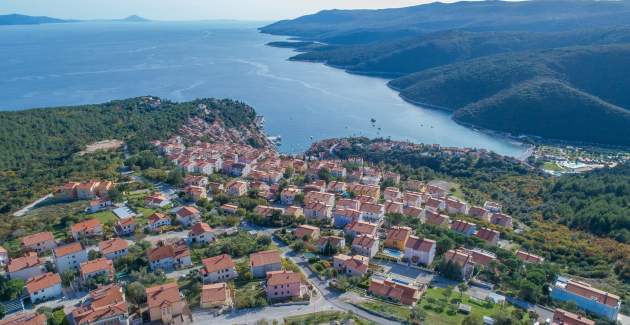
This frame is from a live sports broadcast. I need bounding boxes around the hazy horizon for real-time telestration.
[0,0,434,21]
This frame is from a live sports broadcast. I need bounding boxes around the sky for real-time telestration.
[0,0,430,21]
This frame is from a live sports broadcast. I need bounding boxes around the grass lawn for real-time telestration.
[359,300,411,321]
[543,161,564,172]
[87,210,118,224]
[285,311,374,325]
[233,280,268,309]
[419,287,529,325]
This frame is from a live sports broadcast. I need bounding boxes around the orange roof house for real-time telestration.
[368,278,424,306]
[201,282,233,309]
[384,226,412,251]
[71,219,103,240]
[293,225,320,240]
[80,258,114,282]
[250,250,282,278]
[146,283,190,323]
[71,285,128,325]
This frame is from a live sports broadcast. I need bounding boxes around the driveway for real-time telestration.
[143,230,189,243]
[372,259,434,285]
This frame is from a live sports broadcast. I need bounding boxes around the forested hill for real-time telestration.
[261,0,630,43]
[391,45,630,145]
[261,0,630,147]
[0,97,262,214]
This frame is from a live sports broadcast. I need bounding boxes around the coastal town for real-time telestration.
[0,114,625,325]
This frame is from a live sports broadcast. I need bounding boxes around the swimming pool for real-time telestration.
[383,248,403,259]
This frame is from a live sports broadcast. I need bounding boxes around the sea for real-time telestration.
[0,21,527,157]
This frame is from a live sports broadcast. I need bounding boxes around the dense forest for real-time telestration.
[261,0,630,146]
[0,97,259,214]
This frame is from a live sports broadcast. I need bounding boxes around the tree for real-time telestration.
[462,314,483,325]
[126,282,147,305]
[318,168,332,182]
[61,270,77,289]
[458,283,469,298]
[438,260,463,281]
[166,168,185,186]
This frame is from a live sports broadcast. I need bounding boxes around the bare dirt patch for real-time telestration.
[79,139,123,155]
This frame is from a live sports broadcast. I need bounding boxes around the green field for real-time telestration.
[418,287,529,325]
[359,300,411,321]
[285,311,374,325]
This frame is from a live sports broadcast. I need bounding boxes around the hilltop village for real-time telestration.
[0,114,624,325]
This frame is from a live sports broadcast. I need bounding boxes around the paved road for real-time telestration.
[13,193,53,217]
[273,236,401,325]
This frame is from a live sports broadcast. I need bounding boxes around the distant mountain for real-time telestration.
[289,28,630,77]
[261,0,630,43]
[261,0,630,146]
[116,15,149,22]
[0,14,73,26]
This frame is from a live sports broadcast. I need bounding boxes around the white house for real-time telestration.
[147,213,171,232]
[7,252,46,280]
[175,206,201,227]
[201,254,238,284]
[351,234,379,258]
[404,236,436,266]
[188,222,215,244]
[359,203,385,224]
[53,242,88,273]
[99,238,129,260]
[148,240,192,271]
[26,272,62,304]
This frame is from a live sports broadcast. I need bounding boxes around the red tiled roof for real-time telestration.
[201,283,230,304]
[202,254,235,274]
[552,308,595,325]
[368,278,421,305]
[99,238,128,256]
[148,212,169,224]
[293,225,319,239]
[451,220,476,233]
[405,236,436,252]
[80,258,114,277]
[72,285,127,325]
[177,206,200,217]
[26,272,61,294]
[71,219,101,233]
[475,227,500,243]
[146,282,183,308]
[346,221,377,235]
[516,250,544,264]
[565,280,620,307]
[7,252,43,273]
[250,250,281,267]
[190,222,213,236]
[0,312,47,325]
[386,226,412,242]
[54,242,84,257]
[352,234,377,248]
[21,232,55,247]
[266,270,301,286]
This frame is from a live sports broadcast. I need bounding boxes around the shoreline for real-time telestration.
[268,38,629,156]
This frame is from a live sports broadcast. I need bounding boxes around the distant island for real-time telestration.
[0,13,149,26]
[261,0,630,147]
[114,15,150,22]
[0,14,74,25]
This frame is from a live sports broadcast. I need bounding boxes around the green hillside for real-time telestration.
[0,97,259,214]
